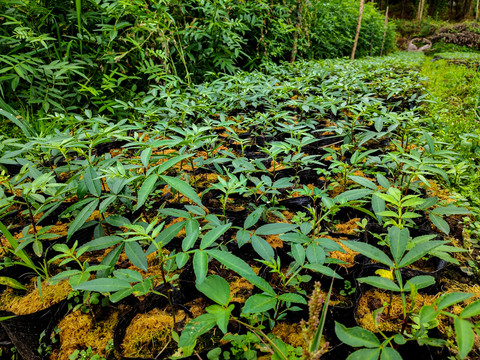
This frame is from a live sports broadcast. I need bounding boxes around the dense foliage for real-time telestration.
[2,51,480,359]
[0,0,396,124]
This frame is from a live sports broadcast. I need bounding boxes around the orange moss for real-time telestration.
[122,308,186,358]
[230,277,255,303]
[334,218,361,235]
[53,307,123,360]
[272,322,305,348]
[0,279,71,315]
[326,237,358,268]
[266,234,283,249]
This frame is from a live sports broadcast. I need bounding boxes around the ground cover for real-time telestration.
[1,52,480,360]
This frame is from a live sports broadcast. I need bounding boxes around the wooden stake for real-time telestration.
[351,0,365,60]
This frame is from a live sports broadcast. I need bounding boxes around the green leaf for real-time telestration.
[251,234,275,261]
[278,293,307,304]
[389,227,409,265]
[155,154,192,176]
[334,189,373,203]
[291,244,306,266]
[341,241,394,267]
[348,176,377,190]
[357,276,401,292]
[432,205,471,216]
[436,292,474,311]
[454,317,474,359]
[135,174,158,211]
[147,221,186,254]
[376,174,391,189]
[196,275,231,307]
[80,236,123,252]
[335,322,380,348]
[200,223,231,250]
[398,240,446,268]
[306,243,326,265]
[0,276,27,290]
[460,299,480,319]
[255,223,298,236]
[0,108,33,137]
[429,213,450,235]
[105,215,131,227]
[401,196,425,208]
[183,218,200,252]
[244,206,263,229]
[404,275,436,292]
[125,241,147,271]
[113,269,143,283]
[242,294,277,314]
[84,165,101,197]
[280,232,310,244]
[178,313,216,348]
[206,304,234,334]
[193,250,208,284]
[206,249,274,295]
[380,347,402,360]
[140,148,152,169]
[0,221,35,269]
[176,252,189,269]
[67,199,99,240]
[74,278,131,292]
[161,175,203,207]
[304,264,343,279]
[372,194,386,222]
[236,229,251,248]
[97,244,124,278]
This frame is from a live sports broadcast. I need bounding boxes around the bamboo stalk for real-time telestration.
[351,0,365,60]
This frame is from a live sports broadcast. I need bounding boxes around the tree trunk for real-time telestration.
[351,0,365,60]
[380,7,389,56]
[476,0,479,19]
[417,0,425,21]
[290,0,304,63]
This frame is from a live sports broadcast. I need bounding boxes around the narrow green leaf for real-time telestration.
[200,223,231,250]
[206,249,274,295]
[349,176,377,191]
[0,276,27,290]
[125,241,147,271]
[357,276,401,292]
[460,299,480,319]
[141,148,152,169]
[74,278,131,292]
[84,165,101,197]
[79,236,123,252]
[97,244,124,278]
[437,292,474,311]
[399,240,446,268]
[389,227,409,265]
[334,189,373,203]
[207,304,234,334]
[178,313,216,348]
[155,154,192,175]
[147,221,186,254]
[161,175,203,207]
[135,174,158,211]
[291,244,306,266]
[251,234,275,261]
[242,294,277,314]
[183,218,200,251]
[244,206,263,229]
[404,275,436,292]
[67,199,99,240]
[341,241,394,267]
[335,322,380,348]
[193,250,208,284]
[306,243,325,265]
[376,173,391,189]
[454,317,474,359]
[255,223,298,236]
[278,293,307,304]
[429,213,450,235]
